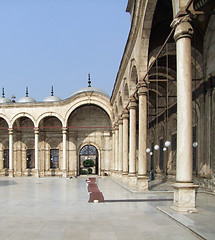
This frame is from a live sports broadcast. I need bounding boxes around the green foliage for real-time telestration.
[83,159,95,168]
[88,168,93,174]
[81,169,88,175]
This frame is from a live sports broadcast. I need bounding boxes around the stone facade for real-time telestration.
[0,89,113,177]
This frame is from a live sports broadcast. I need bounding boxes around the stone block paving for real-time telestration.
[0,177,214,240]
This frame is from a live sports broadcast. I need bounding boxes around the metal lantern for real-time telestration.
[164,140,171,147]
[154,144,159,151]
[146,148,151,153]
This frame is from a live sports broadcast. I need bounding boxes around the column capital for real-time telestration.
[8,128,13,134]
[128,97,137,110]
[62,127,67,134]
[137,81,148,96]
[118,117,123,125]
[34,127,39,134]
[122,109,129,119]
[114,122,119,130]
[171,15,193,41]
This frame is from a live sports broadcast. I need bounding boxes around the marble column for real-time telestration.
[122,109,129,181]
[62,127,68,178]
[171,16,198,212]
[114,123,119,176]
[137,82,148,190]
[8,128,14,177]
[128,97,137,185]
[118,117,123,177]
[34,127,39,177]
[111,128,115,175]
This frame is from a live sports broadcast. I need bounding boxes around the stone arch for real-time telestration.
[204,14,215,76]
[37,112,64,128]
[11,113,36,128]
[129,60,139,91]
[0,114,10,128]
[118,94,123,115]
[67,104,111,131]
[65,97,112,125]
[123,82,129,107]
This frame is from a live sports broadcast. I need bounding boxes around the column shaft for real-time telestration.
[171,17,198,212]
[9,129,13,171]
[138,85,148,176]
[111,129,115,173]
[129,99,137,176]
[118,119,123,174]
[114,124,119,172]
[175,23,193,183]
[34,128,39,171]
[62,128,67,172]
[122,110,129,176]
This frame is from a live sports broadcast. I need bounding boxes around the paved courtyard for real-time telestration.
[0,177,214,240]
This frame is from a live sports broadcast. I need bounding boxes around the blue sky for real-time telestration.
[0,0,130,101]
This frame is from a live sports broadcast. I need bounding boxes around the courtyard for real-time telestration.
[0,177,214,240]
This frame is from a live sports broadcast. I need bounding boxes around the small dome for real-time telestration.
[71,74,109,98]
[43,86,61,102]
[72,87,109,98]
[0,97,11,104]
[18,96,36,103]
[0,88,12,104]
[18,87,36,103]
[43,95,61,102]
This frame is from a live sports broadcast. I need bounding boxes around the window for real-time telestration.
[26,149,35,169]
[193,126,197,173]
[50,149,59,169]
[3,149,9,169]
[171,134,177,170]
[151,142,154,170]
[159,138,164,171]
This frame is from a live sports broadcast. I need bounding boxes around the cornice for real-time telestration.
[110,0,143,104]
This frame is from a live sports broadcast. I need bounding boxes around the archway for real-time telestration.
[79,145,98,175]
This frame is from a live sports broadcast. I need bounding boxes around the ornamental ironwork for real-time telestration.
[80,145,98,156]
[194,0,212,10]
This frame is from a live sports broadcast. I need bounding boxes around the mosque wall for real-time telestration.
[0,92,113,177]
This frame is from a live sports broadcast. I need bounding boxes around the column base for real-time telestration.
[117,170,123,178]
[122,173,129,182]
[128,174,137,186]
[172,182,198,213]
[137,176,149,191]
[9,170,14,177]
[62,170,68,178]
[34,169,40,178]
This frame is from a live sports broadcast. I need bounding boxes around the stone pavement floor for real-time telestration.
[0,177,214,240]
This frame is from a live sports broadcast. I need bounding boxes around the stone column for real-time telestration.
[171,16,198,212]
[8,128,14,177]
[137,82,149,190]
[114,123,119,176]
[118,117,123,177]
[128,97,137,185]
[122,109,129,181]
[111,128,115,174]
[34,127,39,177]
[62,127,67,178]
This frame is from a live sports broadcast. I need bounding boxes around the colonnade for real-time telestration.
[112,83,148,191]
[7,127,68,177]
[112,15,198,211]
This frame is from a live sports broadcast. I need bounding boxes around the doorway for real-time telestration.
[79,145,98,175]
